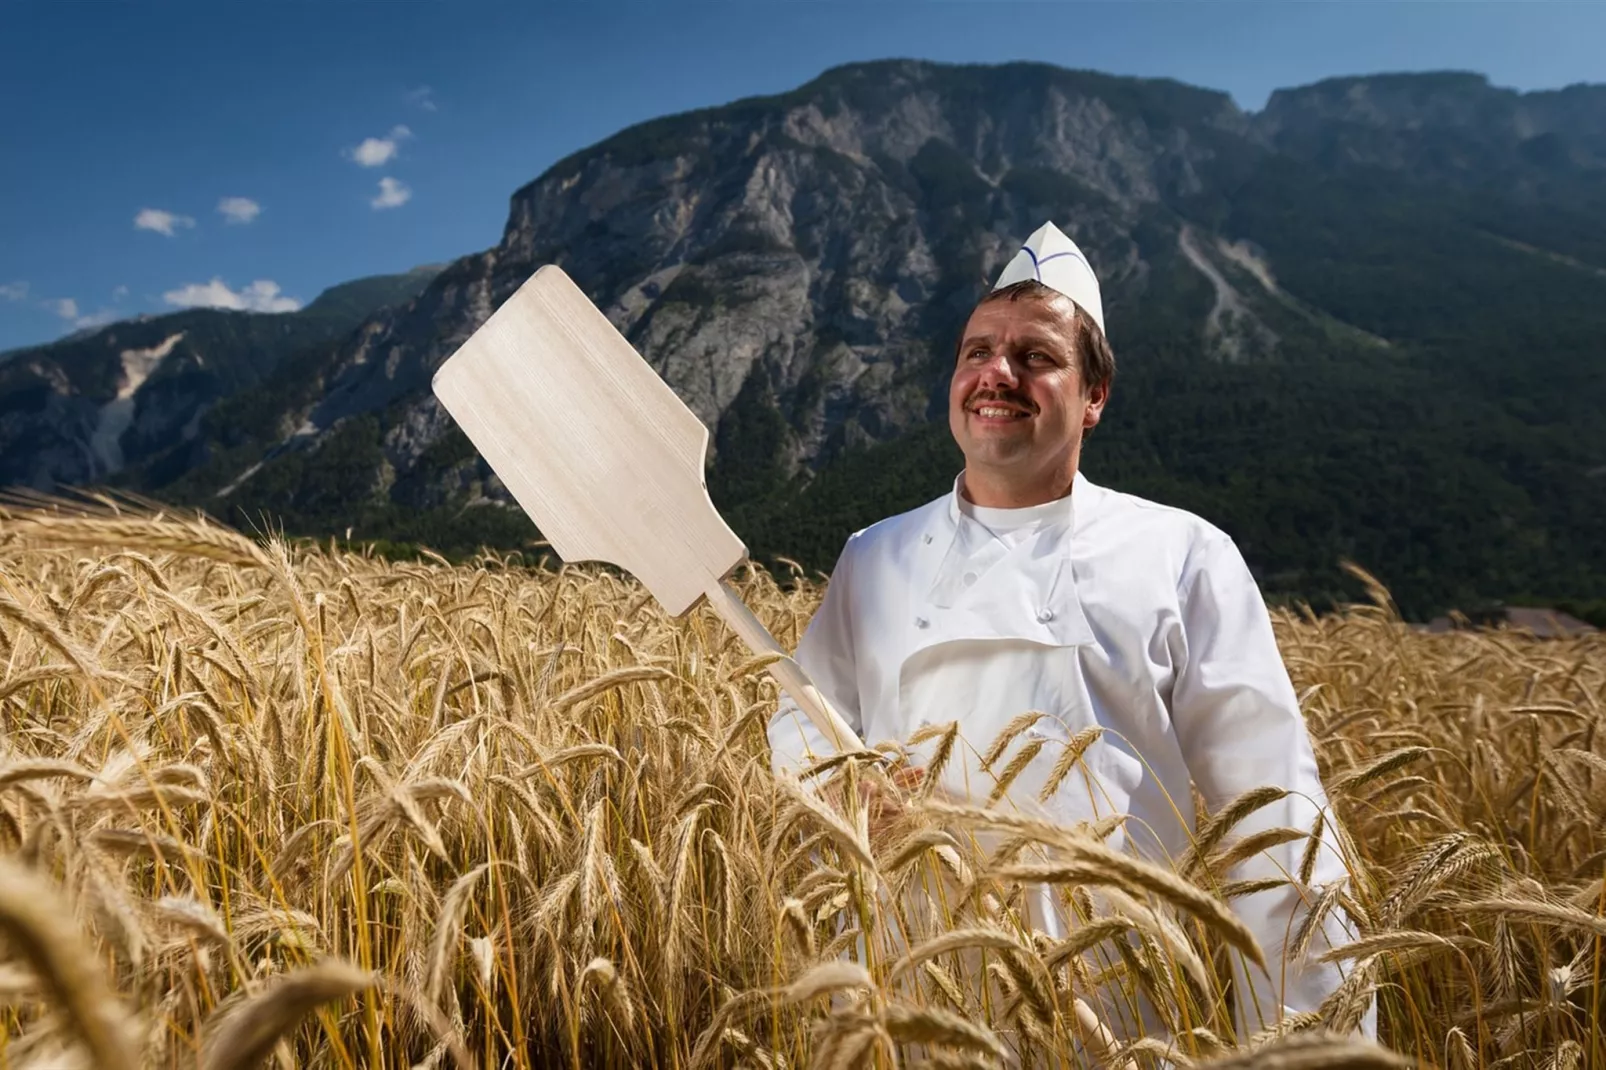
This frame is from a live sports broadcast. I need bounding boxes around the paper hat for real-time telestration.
[991,222,1105,336]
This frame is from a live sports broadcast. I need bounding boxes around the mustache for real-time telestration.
[965,389,1037,414]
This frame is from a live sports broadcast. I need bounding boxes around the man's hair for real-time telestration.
[974,279,1116,396]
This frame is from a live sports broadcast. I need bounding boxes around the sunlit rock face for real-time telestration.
[292,61,1266,504]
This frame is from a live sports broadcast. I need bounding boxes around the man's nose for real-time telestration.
[976,350,1020,389]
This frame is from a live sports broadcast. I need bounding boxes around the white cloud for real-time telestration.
[52,298,79,320]
[0,281,27,301]
[112,285,129,301]
[349,124,412,167]
[163,278,302,313]
[406,86,438,112]
[217,196,262,224]
[135,208,197,236]
[371,176,412,210]
[71,309,118,331]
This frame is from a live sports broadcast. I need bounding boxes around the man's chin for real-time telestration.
[960,440,1033,469]
[964,423,1033,451]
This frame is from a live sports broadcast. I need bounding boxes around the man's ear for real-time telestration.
[1083,380,1110,431]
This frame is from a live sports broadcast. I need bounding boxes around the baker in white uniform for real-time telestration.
[768,222,1372,1041]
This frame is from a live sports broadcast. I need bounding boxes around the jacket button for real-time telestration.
[914,616,929,628]
[1037,609,1055,623]
[922,534,933,545]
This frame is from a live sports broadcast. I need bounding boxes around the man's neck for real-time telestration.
[960,466,1077,509]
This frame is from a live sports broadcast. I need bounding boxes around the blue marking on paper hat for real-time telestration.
[992,222,1105,337]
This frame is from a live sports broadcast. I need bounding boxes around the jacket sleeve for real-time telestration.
[1170,530,1375,1040]
[767,535,866,775]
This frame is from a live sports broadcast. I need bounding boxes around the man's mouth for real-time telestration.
[968,400,1032,421]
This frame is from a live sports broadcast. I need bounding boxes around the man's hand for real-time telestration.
[858,763,926,844]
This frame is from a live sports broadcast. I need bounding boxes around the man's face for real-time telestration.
[947,292,1107,489]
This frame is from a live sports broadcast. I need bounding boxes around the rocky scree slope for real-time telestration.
[0,267,441,492]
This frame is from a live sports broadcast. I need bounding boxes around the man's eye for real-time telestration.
[1026,351,1054,364]
[968,349,989,361]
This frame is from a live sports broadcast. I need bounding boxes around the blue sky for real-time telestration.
[3,1,1603,352]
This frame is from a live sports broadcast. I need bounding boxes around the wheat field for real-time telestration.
[0,504,1601,1069]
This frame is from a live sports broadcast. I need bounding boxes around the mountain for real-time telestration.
[16,61,1606,621]
[1256,72,1606,195]
[0,266,442,491]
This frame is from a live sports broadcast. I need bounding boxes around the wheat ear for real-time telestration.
[0,858,138,1070]
[199,960,377,1070]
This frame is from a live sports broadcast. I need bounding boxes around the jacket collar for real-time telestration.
[903,469,1103,654]
[935,469,1104,543]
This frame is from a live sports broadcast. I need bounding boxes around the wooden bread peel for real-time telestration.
[431,265,858,753]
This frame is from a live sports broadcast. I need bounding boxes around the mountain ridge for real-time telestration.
[5,61,1605,621]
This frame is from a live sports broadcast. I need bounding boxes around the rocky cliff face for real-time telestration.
[193,63,1283,511]
[1254,72,1606,196]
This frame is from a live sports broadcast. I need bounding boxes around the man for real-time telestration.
[767,222,1372,1041]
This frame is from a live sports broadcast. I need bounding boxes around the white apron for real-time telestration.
[896,490,1136,937]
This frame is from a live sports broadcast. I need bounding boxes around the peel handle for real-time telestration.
[702,579,859,753]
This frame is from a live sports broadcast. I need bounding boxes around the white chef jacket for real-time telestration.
[768,470,1371,1040]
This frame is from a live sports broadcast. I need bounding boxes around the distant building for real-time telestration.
[1421,607,1598,639]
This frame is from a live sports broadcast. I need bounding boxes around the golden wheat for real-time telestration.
[0,508,1601,1067]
